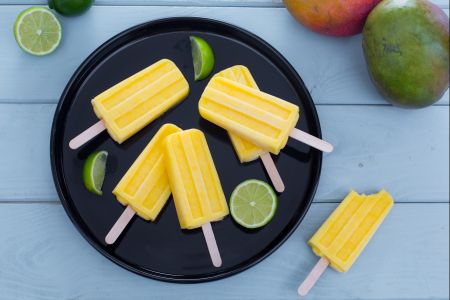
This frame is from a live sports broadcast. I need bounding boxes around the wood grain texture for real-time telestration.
[0,2,448,300]
[0,5,448,104]
[0,0,448,8]
[0,203,448,300]
[0,104,448,202]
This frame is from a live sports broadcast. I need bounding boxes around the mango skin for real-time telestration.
[284,0,382,36]
[363,0,449,108]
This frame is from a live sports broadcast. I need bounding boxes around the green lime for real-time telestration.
[82,151,108,195]
[230,179,278,229]
[190,35,215,81]
[48,0,94,16]
[14,7,62,56]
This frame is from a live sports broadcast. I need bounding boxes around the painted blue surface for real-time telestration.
[0,1,448,299]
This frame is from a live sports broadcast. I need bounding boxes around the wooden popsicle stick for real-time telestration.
[260,152,285,193]
[69,120,106,150]
[289,128,333,153]
[201,222,222,268]
[105,205,136,245]
[298,257,330,296]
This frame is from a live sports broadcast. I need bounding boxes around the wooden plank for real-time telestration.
[317,105,450,202]
[0,203,447,299]
[0,104,57,200]
[0,6,448,105]
[1,0,448,8]
[0,104,448,202]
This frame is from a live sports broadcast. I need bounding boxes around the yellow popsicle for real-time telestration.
[112,123,182,221]
[309,190,394,272]
[92,59,189,144]
[199,76,299,154]
[213,66,265,163]
[164,129,229,229]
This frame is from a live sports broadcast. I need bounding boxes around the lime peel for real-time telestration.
[83,151,108,196]
[190,35,215,81]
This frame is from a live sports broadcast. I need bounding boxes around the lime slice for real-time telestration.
[230,179,278,229]
[190,35,215,81]
[83,151,108,195]
[13,7,62,56]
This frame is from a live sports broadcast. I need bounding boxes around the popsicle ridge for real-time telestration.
[112,72,187,126]
[98,60,175,110]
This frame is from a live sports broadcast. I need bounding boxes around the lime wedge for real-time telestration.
[230,179,277,229]
[83,151,108,196]
[190,35,215,81]
[13,7,62,56]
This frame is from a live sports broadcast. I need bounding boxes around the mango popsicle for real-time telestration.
[198,76,333,154]
[105,124,182,244]
[214,66,284,192]
[70,59,189,149]
[213,66,264,162]
[298,190,394,296]
[164,129,229,267]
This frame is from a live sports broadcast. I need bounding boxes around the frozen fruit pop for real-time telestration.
[214,66,284,192]
[69,59,189,149]
[213,66,264,162]
[298,190,394,296]
[198,76,333,154]
[105,124,182,245]
[164,129,229,267]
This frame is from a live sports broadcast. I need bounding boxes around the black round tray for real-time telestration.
[50,17,322,282]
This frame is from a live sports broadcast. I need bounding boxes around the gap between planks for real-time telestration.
[0,200,447,204]
[0,101,448,107]
[0,1,448,9]
[0,1,286,8]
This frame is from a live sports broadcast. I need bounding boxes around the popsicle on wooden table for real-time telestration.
[69,59,189,149]
[214,65,285,193]
[164,129,229,267]
[198,76,333,155]
[298,190,394,296]
[105,124,182,245]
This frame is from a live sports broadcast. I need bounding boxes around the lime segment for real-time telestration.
[83,151,108,195]
[230,179,277,229]
[190,35,215,81]
[14,7,62,56]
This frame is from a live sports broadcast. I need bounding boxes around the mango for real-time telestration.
[363,0,449,108]
[284,0,382,36]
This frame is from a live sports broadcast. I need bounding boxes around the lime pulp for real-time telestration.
[13,7,62,56]
[82,151,108,196]
[230,179,278,229]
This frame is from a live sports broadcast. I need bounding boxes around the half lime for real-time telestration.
[230,179,278,229]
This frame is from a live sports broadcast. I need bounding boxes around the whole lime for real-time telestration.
[363,0,449,108]
[48,0,94,16]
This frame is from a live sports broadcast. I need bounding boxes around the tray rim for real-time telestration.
[50,17,322,283]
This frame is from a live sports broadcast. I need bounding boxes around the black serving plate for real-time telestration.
[50,17,322,282]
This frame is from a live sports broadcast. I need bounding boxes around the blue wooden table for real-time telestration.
[0,1,449,299]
